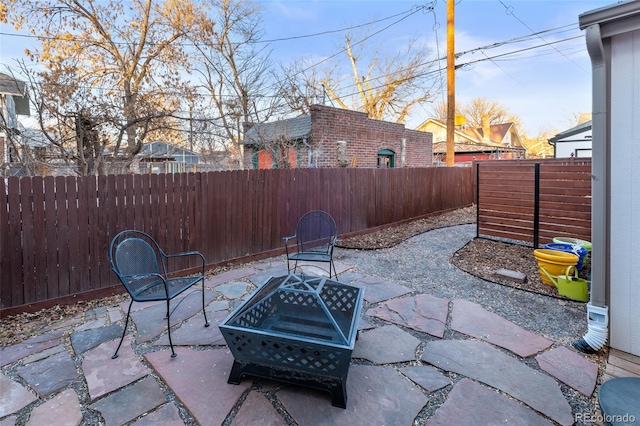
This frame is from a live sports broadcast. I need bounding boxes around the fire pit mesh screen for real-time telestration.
[219,274,364,408]
[223,274,361,346]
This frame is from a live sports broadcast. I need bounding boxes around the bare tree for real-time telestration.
[281,28,438,124]
[459,98,522,129]
[337,35,437,123]
[430,97,523,130]
[6,0,208,174]
[275,61,328,115]
[188,0,274,169]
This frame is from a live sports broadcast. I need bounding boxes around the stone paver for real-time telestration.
[357,315,375,331]
[352,325,419,364]
[73,317,107,332]
[335,271,364,284]
[155,310,227,346]
[0,330,63,367]
[0,373,38,418]
[205,266,259,287]
[399,365,450,392]
[367,294,448,337]
[129,290,216,343]
[422,339,574,426]
[26,389,82,426]
[107,307,122,323]
[71,324,123,355]
[352,276,411,304]
[536,346,598,396]
[130,403,184,426]
[428,378,554,426]
[230,391,288,426]
[215,282,252,299]
[21,344,66,365]
[90,376,166,426]
[83,339,150,400]
[451,299,553,357]
[0,416,16,426]
[206,300,230,313]
[16,351,80,397]
[278,365,428,426]
[248,266,290,285]
[145,348,251,425]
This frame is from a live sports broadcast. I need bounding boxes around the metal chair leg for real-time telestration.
[166,299,177,358]
[202,278,210,328]
[112,300,133,359]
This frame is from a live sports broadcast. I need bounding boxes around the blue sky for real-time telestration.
[256,0,615,135]
[0,0,616,136]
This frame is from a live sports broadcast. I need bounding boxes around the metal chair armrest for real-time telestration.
[163,251,206,274]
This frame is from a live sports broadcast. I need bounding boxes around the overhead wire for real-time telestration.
[497,0,587,72]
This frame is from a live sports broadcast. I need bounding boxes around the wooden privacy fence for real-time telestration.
[1,166,473,314]
[475,158,592,247]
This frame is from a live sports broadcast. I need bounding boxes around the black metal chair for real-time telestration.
[109,230,209,359]
[283,210,339,278]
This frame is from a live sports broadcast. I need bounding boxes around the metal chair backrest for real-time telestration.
[295,210,338,254]
[109,230,167,295]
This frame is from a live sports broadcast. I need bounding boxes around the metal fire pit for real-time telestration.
[219,274,364,408]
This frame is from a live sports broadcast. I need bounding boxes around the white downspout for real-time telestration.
[573,23,610,354]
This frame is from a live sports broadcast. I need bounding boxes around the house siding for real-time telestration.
[608,28,640,356]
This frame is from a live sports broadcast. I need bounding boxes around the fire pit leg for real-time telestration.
[226,360,349,409]
[329,380,347,409]
[227,360,244,385]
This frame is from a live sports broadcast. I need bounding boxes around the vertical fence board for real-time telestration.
[133,174,144,231]
[0,178,11,307]
[55,176,70,298]
[98,175,112,287]
[31,177,47,302]
[76,176,90,292]
[7,178,22,306]
[165,173,178,259]
[86,176,101,290]
[20,178,36,304]
[66,176,81,295]
[44,177,59,299]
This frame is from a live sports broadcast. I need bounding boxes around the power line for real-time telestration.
[255,8,420,43]
[497,0,587,72]
[0,6,421,48]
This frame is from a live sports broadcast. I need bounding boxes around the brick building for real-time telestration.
[242,105,432,169]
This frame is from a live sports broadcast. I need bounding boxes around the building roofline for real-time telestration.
[549,120,592,143]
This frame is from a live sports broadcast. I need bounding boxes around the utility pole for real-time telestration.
[446,0,455,167]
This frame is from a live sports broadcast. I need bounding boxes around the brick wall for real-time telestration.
[243,105,433,168]
[309,105,432,168]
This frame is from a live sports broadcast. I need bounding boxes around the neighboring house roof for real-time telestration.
[242,115,311,145]
[417,118,525,152]
[139,141,200,164]
[548,120,592,143]
[0,72,30,116]
[432,141,525,154]
[0,72,27,97]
